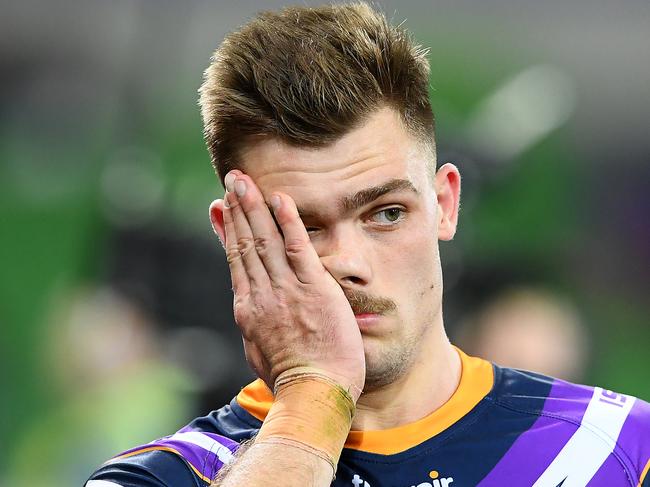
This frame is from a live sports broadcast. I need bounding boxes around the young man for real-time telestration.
[87,3,650,486]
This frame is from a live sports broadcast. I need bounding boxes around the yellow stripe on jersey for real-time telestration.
[110,446,212,483]
[237,347,494,455]
[638,457,650,487]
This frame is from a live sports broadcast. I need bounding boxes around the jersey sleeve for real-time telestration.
[86,449,201,487]
[85,431,240,487]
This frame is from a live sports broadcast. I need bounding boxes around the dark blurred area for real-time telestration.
[1,1,648,485]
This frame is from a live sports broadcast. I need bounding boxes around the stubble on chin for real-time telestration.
[361,331,420,392]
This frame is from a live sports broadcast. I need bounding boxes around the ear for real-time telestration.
[209,198,227,249]
[434,163,461,241]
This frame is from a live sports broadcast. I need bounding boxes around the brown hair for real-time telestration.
[199,2,435,183]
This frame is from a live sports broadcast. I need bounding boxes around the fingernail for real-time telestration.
[270,194,281,211]
[224,172,236,193]
[234,179,247,197]
[223,194,230,208]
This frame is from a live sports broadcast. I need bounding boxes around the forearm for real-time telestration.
[213,441,334,487]
[212,372,356,487]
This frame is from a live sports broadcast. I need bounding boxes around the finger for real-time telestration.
[221,197,251,296]
[227,185,271,287]
[231,174,292,281]
[270,191,325,284]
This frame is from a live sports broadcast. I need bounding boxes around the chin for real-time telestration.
[362,339,413,392]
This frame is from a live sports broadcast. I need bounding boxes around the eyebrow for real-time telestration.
[296,178,419,219]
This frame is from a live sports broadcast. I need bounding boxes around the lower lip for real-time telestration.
[355,313,381,328]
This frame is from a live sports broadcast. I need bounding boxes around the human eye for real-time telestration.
[302,222,322,237]
[369,207,405,226]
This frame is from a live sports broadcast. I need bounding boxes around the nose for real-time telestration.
[317,228,372,287]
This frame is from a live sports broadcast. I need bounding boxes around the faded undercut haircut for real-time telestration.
[199,2,435,183]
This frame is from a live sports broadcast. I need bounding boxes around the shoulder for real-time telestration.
[492,366,595,420]
[86,430,239,486]
[87,449,203,487]
[86,399,261,487]
[492,364,650,433]
[491,364,650,485]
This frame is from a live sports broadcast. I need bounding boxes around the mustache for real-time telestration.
[344,289,396,315]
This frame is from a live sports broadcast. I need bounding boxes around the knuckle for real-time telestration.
[237,236,254,256]
[253,235,272,255]
[284,237,308,255]
[233,303,250,328]
[233,294,248,314]
[225,245,242,264]
[240,326,255,342]
[253,302,267,319]
[250,290,272,314]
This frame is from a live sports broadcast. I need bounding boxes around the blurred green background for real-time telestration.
[1,1,648,485]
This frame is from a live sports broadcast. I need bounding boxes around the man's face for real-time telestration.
[236,108,460,390]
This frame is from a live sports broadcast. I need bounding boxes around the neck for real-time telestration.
[351,325,461,431]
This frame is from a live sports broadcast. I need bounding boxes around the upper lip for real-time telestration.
[345,288,395,315]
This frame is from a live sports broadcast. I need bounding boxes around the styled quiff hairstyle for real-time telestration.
[199,2,435,182]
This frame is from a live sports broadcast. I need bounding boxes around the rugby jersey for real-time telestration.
[87,349,650,486]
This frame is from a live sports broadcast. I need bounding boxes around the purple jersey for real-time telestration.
[87,349,650,486]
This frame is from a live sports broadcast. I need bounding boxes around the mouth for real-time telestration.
[353,312,382,330]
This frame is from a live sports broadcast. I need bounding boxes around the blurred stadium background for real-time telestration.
[1,1,648,485]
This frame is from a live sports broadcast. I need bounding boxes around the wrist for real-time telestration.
[255,369,357,476]
[274,366,363,402]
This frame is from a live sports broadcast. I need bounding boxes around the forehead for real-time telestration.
[238,108,433,208]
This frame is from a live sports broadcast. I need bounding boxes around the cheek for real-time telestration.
[377,224,440,292]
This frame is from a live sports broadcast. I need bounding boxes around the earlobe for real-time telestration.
[209,199,227,249]
[435,163,461,241]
